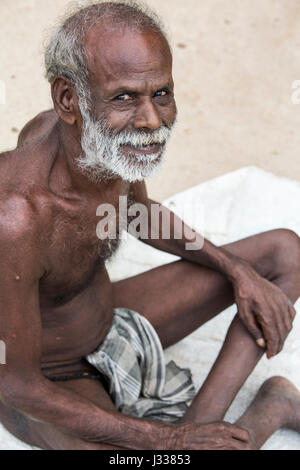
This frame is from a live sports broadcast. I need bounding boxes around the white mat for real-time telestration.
[1,166,300,450]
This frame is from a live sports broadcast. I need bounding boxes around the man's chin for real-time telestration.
[128,153,163,165]
[110,153,165,183]
[78,149,165,183]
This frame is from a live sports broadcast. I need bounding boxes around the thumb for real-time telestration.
[247,315,266,348]
[256,338,266,348]
[239,305,265,346]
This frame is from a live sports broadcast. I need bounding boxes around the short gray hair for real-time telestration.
[44,0,170,112]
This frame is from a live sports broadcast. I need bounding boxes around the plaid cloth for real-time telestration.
[86,308,196,423]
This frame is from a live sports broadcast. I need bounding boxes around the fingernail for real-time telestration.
[256,338,266,348]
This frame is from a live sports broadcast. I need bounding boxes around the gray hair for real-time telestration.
[44,0,170,114]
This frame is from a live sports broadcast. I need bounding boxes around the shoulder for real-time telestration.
[0,194,38,238]
[0,193,50,278]
[0,148,15,164]
[17,109,58,148]
[0,191,51,247]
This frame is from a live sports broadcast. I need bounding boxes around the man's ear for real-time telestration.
[51,77,78,125]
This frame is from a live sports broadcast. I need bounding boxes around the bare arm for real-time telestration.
[0,196,250,450]
[0,198,171,449]
[130,181,250,274]
[131,182,296,358]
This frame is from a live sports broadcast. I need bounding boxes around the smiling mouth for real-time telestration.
[121,142,163,155]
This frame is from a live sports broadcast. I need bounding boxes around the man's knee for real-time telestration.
[269,229,300,278]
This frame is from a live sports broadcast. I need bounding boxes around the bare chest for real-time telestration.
[40,190,131,305]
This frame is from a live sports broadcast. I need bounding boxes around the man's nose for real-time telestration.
[133,98,162,131]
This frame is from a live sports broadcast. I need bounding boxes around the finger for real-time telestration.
[239,305,267,350]
[278,304,296,350]
[219,438,251,451]
[231,440,252,451]
[206,437,250,451]
[275,298,296,352]
[246,316,264,341]
[257,315,279,359]
[285,299,296,328]
[256,337,266,349]
[262,294,290,355]
[233,442,252,451]
[204,438,251,450]
[272,304,289,354]
[258,304,286,357]
[288,302,297,322]
[238,303,264,341]
[222,422,249,442]
[282,305,293,334]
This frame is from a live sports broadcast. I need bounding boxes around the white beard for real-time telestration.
[77,108,173,183]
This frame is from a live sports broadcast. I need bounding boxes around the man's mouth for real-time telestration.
[121,142,163,155]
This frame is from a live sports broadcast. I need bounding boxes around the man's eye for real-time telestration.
[155,90,168,97]
[116,93,132,101]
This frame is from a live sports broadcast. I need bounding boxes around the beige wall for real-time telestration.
[1,0,300,200]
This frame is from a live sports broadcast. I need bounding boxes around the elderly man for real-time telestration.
[0,1,300,451]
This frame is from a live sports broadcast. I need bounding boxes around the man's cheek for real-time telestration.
[105,109,133,132]
[162,103,177,128]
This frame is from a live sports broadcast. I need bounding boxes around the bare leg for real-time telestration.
[0,377,125,450]
[235,376,300,449]
[114,229,300,426]
[182,315,264,423]
[182,232,300,424]
[1,230,299,449]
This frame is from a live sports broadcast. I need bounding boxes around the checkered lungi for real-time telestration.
[86,308,196,423]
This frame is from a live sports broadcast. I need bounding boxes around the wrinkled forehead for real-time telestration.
[84,24,173,91]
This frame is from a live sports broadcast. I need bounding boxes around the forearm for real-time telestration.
[5,376,174,449]
[139,198,242,281]
[180,237,244,281]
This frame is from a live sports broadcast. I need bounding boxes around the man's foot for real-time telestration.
[235,375,300,449]
[254,376,300,432]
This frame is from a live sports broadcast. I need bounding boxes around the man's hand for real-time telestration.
[131,185,297,359]
[231,261,296,358]
[171,422,252,450]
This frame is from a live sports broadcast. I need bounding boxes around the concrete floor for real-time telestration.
[1,0,300,201]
